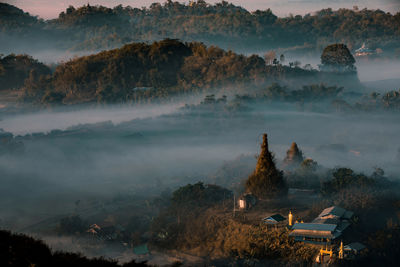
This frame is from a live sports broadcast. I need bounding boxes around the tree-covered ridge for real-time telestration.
[0,3,41,30]
[51,1,400,51]
[22,39,308,104]
[1,1,399,54]
[21,39,361,105]
[0,54,51,91]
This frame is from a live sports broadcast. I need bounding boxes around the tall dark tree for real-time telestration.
[320,43,356,72]
[245,134,287,198]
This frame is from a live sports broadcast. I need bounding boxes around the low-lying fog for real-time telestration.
[0,103,182,135]
[256,51,400,91]
[1,100,400,232]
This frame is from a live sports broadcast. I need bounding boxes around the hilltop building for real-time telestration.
[282,142,304,170]
[354,43,375,57]
[290,206,353,244]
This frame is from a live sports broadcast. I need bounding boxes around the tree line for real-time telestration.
[1,1,399,54]
[22,39,335,105]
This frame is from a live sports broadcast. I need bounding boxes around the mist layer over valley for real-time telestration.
[2,1,400,266]
[1,100,400,231]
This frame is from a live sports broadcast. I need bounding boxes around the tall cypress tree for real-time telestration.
[245,134,287,198]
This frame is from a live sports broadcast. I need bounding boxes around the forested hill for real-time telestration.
[0,230,148,267]
[21,39,360,105]
[21,39,267,104]
[0,3,40,29]
[1,1,399,55]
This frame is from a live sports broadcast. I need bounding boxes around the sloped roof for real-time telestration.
[292,223,337,232]
[344,242,366,252]
[291,232,334,239]
[312,217,340,225]
[319,206,346,218]
[263,214,286,223]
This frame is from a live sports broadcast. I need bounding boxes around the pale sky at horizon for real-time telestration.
[3,0,400,19]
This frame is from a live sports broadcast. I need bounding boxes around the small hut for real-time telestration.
[263,214,286,224]
[263,214,286,229]
[344,242,367,258]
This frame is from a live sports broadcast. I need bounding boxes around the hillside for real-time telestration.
[0,54,51,91]
[0,230,148,267]
[0,3,40,30]
[19,39,362,105]
[1,1,399,55]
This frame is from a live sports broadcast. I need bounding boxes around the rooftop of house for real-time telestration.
[290,206,353,241]
[319,206,346,217]
[263,213,286,223]
[317,206,353,220]
[344,242,366,252]
[355,43,374,53]
[291,223,337,232]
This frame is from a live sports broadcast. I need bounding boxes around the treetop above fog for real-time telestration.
[320,44,356,72]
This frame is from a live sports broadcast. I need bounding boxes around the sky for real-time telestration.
[4,0,400,19]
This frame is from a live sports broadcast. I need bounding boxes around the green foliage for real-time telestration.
[331,89,400,112]
[0,54,51,90]
[17,38,358,105]
[27,39,193,103]
[320,43,356,72]
[171,182,232,208]
[260,83,343,103]
[382,90,400,110]
[152,210,317,263]
[321,168,375,195]
[290,84,343,101]
[2,2,400,54]
[151,182,232,250]
[285,158,321,189]
[22,39,277,104]
[212,222,318,262]
[0,3,42,31]
[41,91,66,104]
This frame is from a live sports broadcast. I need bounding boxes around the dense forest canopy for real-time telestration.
[320,44,356,72]
[19,39,361,105]
[0,54,51,91]
[2,1,400,266]
[1,1,399,55]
